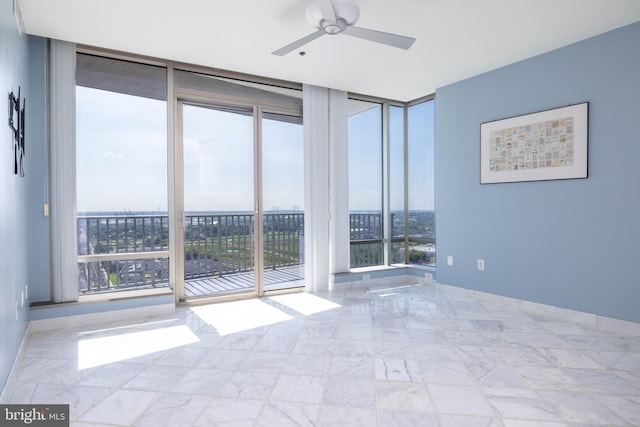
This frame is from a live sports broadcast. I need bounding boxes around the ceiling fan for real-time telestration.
[272,0,416,56]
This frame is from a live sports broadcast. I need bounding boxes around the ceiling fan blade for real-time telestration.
[315,0,337,22]
[343,25,415,50]
[271,30,325,56]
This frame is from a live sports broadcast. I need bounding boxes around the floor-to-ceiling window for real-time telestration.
[76,53,169,294]
[347,99,383,268]
[348,96,435,269]
[75,52,304,299]
[173,69,304,300]
[405,98,435,266]
[261,111,305,292]
[74,47,433,300]
[389,104,406,263]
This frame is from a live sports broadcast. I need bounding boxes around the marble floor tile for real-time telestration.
[372,327,412,343]
[253,333,299,353]
[407,327,448,344]
[378,409,439,427]
[151,345,210,367]
[595,393,640,425]
[270,374,325,404]
[132,393,211,427]
[283,353,331,377]
[194,397,264,427]
[194,348,249,370]
[583,350,640,371]
[465,362,529,388]
[327,356,374,380]
[291,337,335,356]
[122,365,188,392]
[537,348,604,369]
[495,346,556,368]
[376,381,433,411]
[79,389,159,425]
[322,377,376,408]
[500,421,561,427]
[236,350,289,374]
[169,368,231,396]
[3,282,640,426]
[427,384,496,416]
[483,387,560,421]
[77,362,146,388]
[560,334,627,351]
[438,414,505,427]
[218,371,279,399]
[374,358,423,382]
[332,339,373,357]
[536,389,627,425]
[255,401,318,427]
[336,324,372,341]
[11,383,113,422]
[511,366,584,391]
[419,360,476,385]
[561,367,640,395]
[316,405,377,427]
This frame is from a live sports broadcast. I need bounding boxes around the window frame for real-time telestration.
[347,93,435,270]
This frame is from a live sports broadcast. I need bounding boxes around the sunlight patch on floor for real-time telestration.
[78,324,200,370]
[190,298,294,336]
[268,293,341,316]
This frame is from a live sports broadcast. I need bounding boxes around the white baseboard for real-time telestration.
[0,328,29,403]
[28,303,175,334]
[334,273,434,291]
[435,282,640,336]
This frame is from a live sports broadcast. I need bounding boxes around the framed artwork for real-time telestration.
[480,102,588,184]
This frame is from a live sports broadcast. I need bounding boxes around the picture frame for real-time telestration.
[480,102,588,184]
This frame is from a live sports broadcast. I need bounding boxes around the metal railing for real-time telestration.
[77,212,306,294]
[350,212,383,268]
[77,214,170,293]
[184,213,305,280]
[77,211,393,293]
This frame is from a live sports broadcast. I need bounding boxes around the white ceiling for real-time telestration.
[17,0,640,101]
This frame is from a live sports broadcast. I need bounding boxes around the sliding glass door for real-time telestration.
[261,112,305,292]
[182,103,256,298]
[177,97,304,300]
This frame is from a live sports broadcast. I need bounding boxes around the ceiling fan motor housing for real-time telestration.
[307,0,360,34]
[272,0,414,56]
[321,18,347,34]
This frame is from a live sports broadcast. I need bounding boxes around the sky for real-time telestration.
[76,86,434,214]
[183,104,304,213]
[76,87,168,213]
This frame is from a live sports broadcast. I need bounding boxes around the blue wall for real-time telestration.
[435,22,640,323]
[0,0,32,392]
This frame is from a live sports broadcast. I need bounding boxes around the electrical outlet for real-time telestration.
[447,256,454,266]
[362,274,370,281]
[477,259,485,270]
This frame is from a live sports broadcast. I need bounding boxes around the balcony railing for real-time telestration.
[77,212,401,294]
[77,214,170,293]
[77,212,306,294]
[350,212,383,268]
[184,213,305,280]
